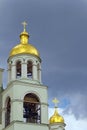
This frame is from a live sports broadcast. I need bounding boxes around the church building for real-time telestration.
[0,22,66,130]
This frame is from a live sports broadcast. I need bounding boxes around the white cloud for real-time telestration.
[64,114,87,130]
[49,107,87,130]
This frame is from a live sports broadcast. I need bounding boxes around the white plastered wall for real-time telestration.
[2,80,48,128]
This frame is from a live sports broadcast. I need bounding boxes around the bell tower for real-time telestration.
[2,22,49,130]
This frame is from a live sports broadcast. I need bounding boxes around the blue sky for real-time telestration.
[0,0,87,129]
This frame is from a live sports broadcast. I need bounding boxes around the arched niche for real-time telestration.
[5,97,11,127]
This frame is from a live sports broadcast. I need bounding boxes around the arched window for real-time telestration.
[27,61,32,78]
[23,93,41,123]
[16,61,21,78]
[5,97,11,127]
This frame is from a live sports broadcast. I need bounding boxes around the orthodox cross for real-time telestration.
[22,21,27,32]
[52,97,59,107]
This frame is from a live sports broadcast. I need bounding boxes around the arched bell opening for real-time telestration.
[27,61,32,78]
[23,93,41,123]
[16,61,21,78]
[5,97,11,127]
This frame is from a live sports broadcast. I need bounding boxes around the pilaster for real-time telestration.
[41,103,48,124]
[11,99,23,122]
[21,63,27,78]
[11,65,16,80]
[7,69,11,83]
[33,64,38,81]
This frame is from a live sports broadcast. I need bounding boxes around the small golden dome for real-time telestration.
[49,108,64,124]
[9,22,40,58]
[49,98,64,124]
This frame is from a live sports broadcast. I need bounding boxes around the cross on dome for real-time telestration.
[52,97,59,107]
[22,21,28,32]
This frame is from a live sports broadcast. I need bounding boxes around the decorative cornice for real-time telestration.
[11,99,23,103]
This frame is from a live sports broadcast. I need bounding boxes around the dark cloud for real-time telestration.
[0,0,87,119]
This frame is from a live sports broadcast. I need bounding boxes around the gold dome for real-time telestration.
[9,22,40,58]
[49,108,64,124]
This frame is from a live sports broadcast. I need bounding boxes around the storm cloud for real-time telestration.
[0,0,87,124]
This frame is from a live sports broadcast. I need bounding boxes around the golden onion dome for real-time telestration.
[49,108,64,124]
[9,22,40,58]
[49,98,64,124]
